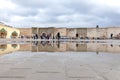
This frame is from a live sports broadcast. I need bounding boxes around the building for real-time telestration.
[0,22,20,39]
[0,22,120,39]
[32,27,120,39]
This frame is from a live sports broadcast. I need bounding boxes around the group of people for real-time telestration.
[32,32,61,40]
[22,33,120,40]
[111,33,120,39]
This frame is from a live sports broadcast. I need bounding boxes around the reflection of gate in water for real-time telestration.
[11,44,18,48]
[32,41,61,52]
[0,44,7,51]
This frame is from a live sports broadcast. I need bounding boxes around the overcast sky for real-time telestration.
[0,0,120,28]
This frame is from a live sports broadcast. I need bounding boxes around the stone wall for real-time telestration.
[32,27,38,34]
[66,28,76,38]
[76,28,87,38]
[54,28,67,37]
[107,27,120,38]
[18,28,32,37]
[87,28,97,39]
[96,28,107,39]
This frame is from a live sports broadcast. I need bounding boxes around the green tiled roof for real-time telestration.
[12,31,17,34]
[0,28,7,32]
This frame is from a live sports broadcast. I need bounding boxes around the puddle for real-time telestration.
[0,41,120,80]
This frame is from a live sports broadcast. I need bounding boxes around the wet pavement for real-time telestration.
[0,42,120,80]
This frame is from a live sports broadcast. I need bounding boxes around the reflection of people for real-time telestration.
[53,35,55,39]
[33,41,38,46]
[33,34,38,39]
[110,44,113,47]
[46,33,51,39]
[57,41,60,48]
[41,41,50,46]
[96,51,99,55]
[76,43,78,47]
[41,33,51,39]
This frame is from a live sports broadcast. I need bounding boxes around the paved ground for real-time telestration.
[0,51,120,80]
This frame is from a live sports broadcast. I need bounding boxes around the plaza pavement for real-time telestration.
[0,51,119,80]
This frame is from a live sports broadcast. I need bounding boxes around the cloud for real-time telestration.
[0,0,120,28]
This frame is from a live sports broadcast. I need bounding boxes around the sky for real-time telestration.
[0,0,120,28]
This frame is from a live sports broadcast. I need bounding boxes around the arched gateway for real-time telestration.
[0,28,7,38]
[11,31,18,38]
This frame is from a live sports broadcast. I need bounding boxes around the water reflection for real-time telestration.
[110,44,113,47]
[0,44,7,51]
[11,44,18,48]
[31,41,120,53]
[1,41,120,54]
[0,44,20,54]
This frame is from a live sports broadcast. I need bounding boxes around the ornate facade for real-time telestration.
[0,23,20,39]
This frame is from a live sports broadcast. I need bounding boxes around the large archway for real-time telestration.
[41,32,47,39]
[56,32,61,39]
[11,31,18,38]
[0,28,7,38]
